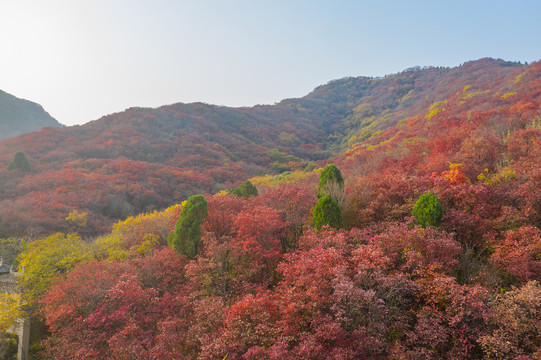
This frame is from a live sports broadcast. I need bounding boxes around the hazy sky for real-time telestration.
[1,0,540,126]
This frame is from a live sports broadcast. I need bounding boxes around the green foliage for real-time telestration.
[239,180,258,198]
[229,180,258,198]
[168,195,208,259]
[0,333,17,360]
[267,148,301,163]
[317,164,344,199]
[228,187,242,197]
[6,151,30,172]
[412,192,444,228]
[312,195,343,229]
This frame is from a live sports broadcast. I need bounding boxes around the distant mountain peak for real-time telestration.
[0,90,62,141]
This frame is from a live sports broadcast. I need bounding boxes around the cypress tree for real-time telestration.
[168,195,208,258]
[317,164,344,199]
[239,180,258,198]
[6,151,30,172]
[312,195,343,230]
[412,192,444,228]
[229,180,258,198]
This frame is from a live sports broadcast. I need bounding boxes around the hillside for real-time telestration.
[1,58,541,359]
[0,90,62,141]
[0,58,539,239]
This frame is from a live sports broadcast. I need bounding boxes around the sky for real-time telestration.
[0,0,540,126]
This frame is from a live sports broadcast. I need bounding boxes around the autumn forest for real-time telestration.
[0,58,540,359]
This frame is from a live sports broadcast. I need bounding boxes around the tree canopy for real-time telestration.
[6,151,30,172]
[317,164,344,200]
[167,195,208,258]
[312,195,343,230]
[412,192,444,228]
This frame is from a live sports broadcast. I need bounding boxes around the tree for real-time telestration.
[239,180,258,198]
[412,192,444,228]
[168,195,208,259]
[6,151,30,172]
[479,281,541,359]
[317,164,344,200]
[17,233,92,303]
[232,205,286,264]
[228,180,258,198]
[312,195,343,230]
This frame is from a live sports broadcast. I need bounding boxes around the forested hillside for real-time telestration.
[0,58,540,359]
[0,58,537,240]
[0,90,62,141]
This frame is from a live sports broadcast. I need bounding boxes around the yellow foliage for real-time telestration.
[477,167,517,185]
[133,234,160,255]
[94,204,181,260]
[65,210,88,227]
[501,92,517,99]
[457,86,490,103]
[94,233,131,261]
[0,293,26,331]
[430,101,447,110]
[399,89,414,104]
[514,72,526,83]
[17,233,92,302]
[250,170,312,187]
[443,163,470,184]
[426,101,446,119]
[353,103,373,116]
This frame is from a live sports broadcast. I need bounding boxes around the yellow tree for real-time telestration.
[17,233,92,303]
[0,293,25,331]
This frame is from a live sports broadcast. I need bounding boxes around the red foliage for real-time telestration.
[490,226,541,282]
[231,205,286,265]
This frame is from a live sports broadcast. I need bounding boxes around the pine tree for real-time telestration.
[317,164,344,200]
[312,195,343,230]
[239,180,258,198]
[6,151,30,172]
[229,180,258,198]
[412,192,444,228]
[168,195,208,258]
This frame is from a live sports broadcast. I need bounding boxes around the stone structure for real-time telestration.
[0,259,29,360]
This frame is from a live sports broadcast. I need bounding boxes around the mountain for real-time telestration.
[0,90,62,141]
[0,58,539,238]
[3,58,541,359]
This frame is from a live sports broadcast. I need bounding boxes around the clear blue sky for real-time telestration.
[1,0,540,126]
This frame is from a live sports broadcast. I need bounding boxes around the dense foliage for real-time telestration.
[1,58,540,359]
[6,151,30,172]
[312,195,343,230]
[317,164,344,199]
[167,195,208,259]
[412,192,444,227]
[229,180,259,198]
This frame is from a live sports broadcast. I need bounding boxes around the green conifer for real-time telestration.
[312,195,343,230]
[239,180,258,198]
[168,195,208,258]
[317,164,344,199]
[412,192,444,228]
[6,151,30,172]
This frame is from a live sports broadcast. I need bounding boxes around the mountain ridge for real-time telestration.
[0,57,538,238]
[0,89,62,140]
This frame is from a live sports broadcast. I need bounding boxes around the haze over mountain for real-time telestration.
[0,90,62,141]
[0,58,538,238]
